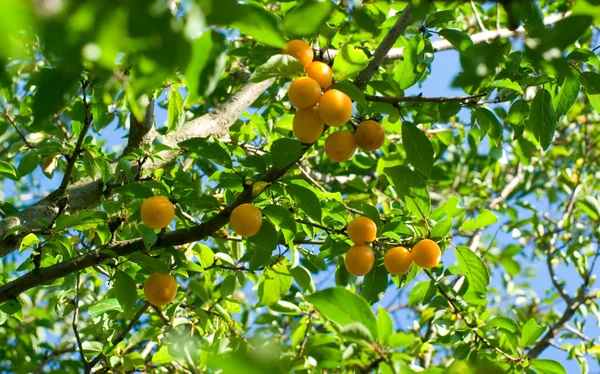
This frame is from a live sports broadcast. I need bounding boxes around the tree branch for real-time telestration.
[122,98,156,156]
[0,78,274,258]
[354,4,412,90]
[364,92,486,105]
[322,13,567,62]
[72,272,89,373]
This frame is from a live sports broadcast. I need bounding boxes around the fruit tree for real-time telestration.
[0,0,599,373]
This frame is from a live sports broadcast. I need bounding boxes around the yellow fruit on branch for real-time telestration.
[282,39,314,68]
[355,120,385,151]
[140,196,175,229]
[325,130,356,162]
[306,61,333,89]
[288,77,322,109]
[344,244,375,276]
[144,272,178,307]
[318,89,353,127]
[412,239,441,269]
[293,107,324,144]
[384,246,413,275]
[229,203,263,237]
[347,216,377,244]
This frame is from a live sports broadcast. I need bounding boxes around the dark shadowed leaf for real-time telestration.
[402,121,434,177]
[528,89,557,150]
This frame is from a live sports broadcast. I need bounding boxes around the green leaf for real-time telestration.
[167,88,184,133]
[582,72,600,113]
[18,153,39,177]
[290,265,315,294]
[508,0,545,35]
[247,219,279,253]
[340,322,374,343]
[474,108,503,146]
[53,210,107,233]
[530,359,567,374]
[383,165,431,218]
[507,99,530,125]
[332,44,370,82]
[138,225,158,249]
[88,298,123,318]
[220,275,236,297]
[32,68,80,126]
[408,280,430,307]
[257,262,293,306]
[401,121,434,177]
[460,209,498,232]
[522,318,546,346]
[287,184,322,223]
[553,72,580,119]
[306,287,378,339]
[0,161,18,180]
[438,29,473,53]
[250,54,304,83]
[377,307,393,344]
[487,316,520,333]
[331,81,366,106]
[490,78,523,94]
[233,4,285,48]
[425,10,455,28]
[184,32,214,105]
[283,1,334,37]
[263,205,296,233]
[528,89,557,150]
[394,35,426,89]
[19,233,39,252]
[431,217,453,240]
[271,138,302,169]
[454,246,490,295]
[269,300,302,315]
[114,272,138,313]
[360,261,388,304]
[179,138,232,168]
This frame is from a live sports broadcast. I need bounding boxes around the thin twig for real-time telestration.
[1,110,34,149]
[364,92,486,105]
[297,310,315,358]
[58,80,92,193]
[470,0,487,32]
[72,272,89,372]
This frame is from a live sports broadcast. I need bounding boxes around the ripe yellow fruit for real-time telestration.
[344,244,375,276]
[318,89,353,127]
[144,272,178,307]
[384,246,413,275]
[282,39,314,68]
[288,77,322,109]
[347,216,377,244]
[355,120,385,151]
[306,61,333,89]
[140,196,175,229]
[293,107,324,144]
[229,203,263,237]
[412,239,441,269]
[325,130,356,162]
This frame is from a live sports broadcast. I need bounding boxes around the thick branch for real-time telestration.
[0,78,274,258]
[354,4,412,90]
[322,12,567,62]
[364,92,486,105]
[122,98,156,156]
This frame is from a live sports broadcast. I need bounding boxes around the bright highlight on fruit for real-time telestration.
[288,77,322,109]
[318,89,353,127]
[347,216,377,244]
[282,39,314,68]
[140,196,175,229]
[293,107,324,144]
[325,130,356,162]
[384,246,413,275]
[412,239,441,269]
[344,244,375,276]
[306,61,333,89]
[229,203,263,237]
[144,272,178,307]
[355,120,385,151]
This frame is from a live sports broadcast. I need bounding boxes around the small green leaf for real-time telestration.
[0,161,18,180]
[408,280,430,307]
[438,29,473,53]
[528,89,557,150]
[582,72,600,113]
[88,298,123,318]
[114,271,138,313]
[257,262,293,306]
[271,138,302,169]
[167,88,184,133]
[507,99,529,125]
[290,265,315,294]
[19,233,39,252]
[522,318,546,346]
[360,261,388,304]
[340,322,374,343]
[460,209,498,232]
[474,107,503,146]
[306,287,378,339]
[431,217,453,240]
[377,307,393,344]
[332,44,369,82]
[454,246,490,295]
[425,10,455,28]
[383,165,431,218]
[487,316,520,333]
[530,359,567,374]
[402,121,434,177]
[250,54,305,83]
[287,184,322,223]
[394,35,426,89]
[490,78,523,94]
[553,72,580,119]
[247,219,279,253]
[283,0,334,37]
[18,153,39,177]
[185,32,214,105]
[331,81,366,106]
[269,300,302,315]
